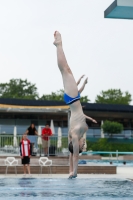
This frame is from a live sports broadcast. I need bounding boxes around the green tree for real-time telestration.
[40,89,90,103]
[101,120,123,137]
[0,79,38,99]
[40,89,64,101]
[95,89,132,105]
[80,96,90,103]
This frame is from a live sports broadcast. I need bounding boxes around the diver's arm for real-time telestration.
[79,78,88,94]
[84,114,97,123]
[77,75,85,86]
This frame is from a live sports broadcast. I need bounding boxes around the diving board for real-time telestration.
[82,151,133,155]
[104,0,133,20]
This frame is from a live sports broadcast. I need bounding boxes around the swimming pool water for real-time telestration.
[83,159,133,166]
[0,178,133,200]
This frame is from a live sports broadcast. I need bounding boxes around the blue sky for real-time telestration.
[0,0,133,103]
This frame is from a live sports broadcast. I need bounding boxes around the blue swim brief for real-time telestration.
[64,93,80,105]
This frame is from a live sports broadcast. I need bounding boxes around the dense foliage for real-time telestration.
[101,120,123,136]
[86,138,133,152]
[95,89,132,105]
[0,79,38,99]
[0,79,89,102]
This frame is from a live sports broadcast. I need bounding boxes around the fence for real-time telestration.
[0,135,69,156]
[1,134,133,156]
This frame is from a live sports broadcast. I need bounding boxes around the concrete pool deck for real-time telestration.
[0,156,117,174]
[0,167,133,179]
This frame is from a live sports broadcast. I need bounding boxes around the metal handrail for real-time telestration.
[82,150,133,155]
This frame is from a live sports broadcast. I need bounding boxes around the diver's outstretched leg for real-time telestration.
[53,31,78,97]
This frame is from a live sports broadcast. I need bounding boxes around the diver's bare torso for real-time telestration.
[68,100,88,140]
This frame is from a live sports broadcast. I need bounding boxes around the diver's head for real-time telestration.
[68,141,83,154]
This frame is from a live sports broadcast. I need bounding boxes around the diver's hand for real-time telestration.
[92,119,97,123]
[81,75,85,79]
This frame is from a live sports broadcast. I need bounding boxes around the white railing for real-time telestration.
[0,135,69,156]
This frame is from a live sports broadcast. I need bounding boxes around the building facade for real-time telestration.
[0,98,133,138]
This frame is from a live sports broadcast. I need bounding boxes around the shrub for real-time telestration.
[101,120,123,137]
[86,138,133,153]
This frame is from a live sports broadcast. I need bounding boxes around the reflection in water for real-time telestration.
[18,178,37,197]
[18,178,36,188]
[19,192,37,197]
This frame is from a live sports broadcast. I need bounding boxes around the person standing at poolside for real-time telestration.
[42,125,53,156]
[25,123,38,155]
[53,31,97,179]
[20,134,32,177]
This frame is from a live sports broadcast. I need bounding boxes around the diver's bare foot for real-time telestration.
[53,31,62,46]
